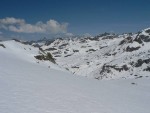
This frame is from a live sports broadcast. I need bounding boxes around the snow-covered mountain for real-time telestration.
[1,28,150,80]
[1,36,150,113]
[30,28,150,80]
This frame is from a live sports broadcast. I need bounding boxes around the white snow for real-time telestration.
[39,29,150,79]
[129,41,140,48]
[0,40,150,113]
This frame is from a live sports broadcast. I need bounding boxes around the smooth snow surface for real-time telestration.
[0,40,150,113]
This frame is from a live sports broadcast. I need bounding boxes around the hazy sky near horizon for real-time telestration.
[0,0,150,40]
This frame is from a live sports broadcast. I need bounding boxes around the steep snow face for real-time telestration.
[1,39,150,113]
[39,28,150,80]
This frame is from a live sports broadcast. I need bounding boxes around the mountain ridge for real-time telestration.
[38,27,150,80]
[1,27,150,80]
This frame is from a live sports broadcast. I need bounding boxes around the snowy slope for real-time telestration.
[39,28,150,80]
[0,38,150,113]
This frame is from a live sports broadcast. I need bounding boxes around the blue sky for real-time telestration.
[0,0,150,40]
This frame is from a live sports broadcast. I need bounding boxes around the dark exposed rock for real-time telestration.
[135,58,150,67]
[54,55,61,57]
[119,37,133,45]
[135,59,144,67]
[32,44,41,48]
[104,53,111,56]
[94,33,117,41]
[134,34,143,44]
[60,43,68,47]
[100,64,129,75]
[22,41,35,45]
[135,76,143,79]
[45,48,57,51]
[100,46,107,49]
[119,40,126,45]
[39,48,45,53]
[86,49,96,52]
[85,37,99,41]
[89,49,96,51]
[81,46,87,48]
[59,43,68,49]
[34,52,55,63]
[64,54,73,57]
[57,38,63,40]
[131,82,136,85]
[71,66,79,68]
[0,44,6,48]
[45,40,55,46]
[12,39,21,42]
[145,29,150,34]
[139,35,150,42]
[34,55,45,60]
[143,66,150,71]
[112,52,117,56]
[52,51,62,55]
[12,39,36,45]
[80,39,87,43]
[134,33,150,43]
[126,46,140,52]
[73,50,79,52]
[64,51,68,54]
[102,35,115,40]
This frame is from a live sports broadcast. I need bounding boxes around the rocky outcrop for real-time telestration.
[0,44,5,48]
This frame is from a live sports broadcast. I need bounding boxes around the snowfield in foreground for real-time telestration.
[0,40,150,113]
